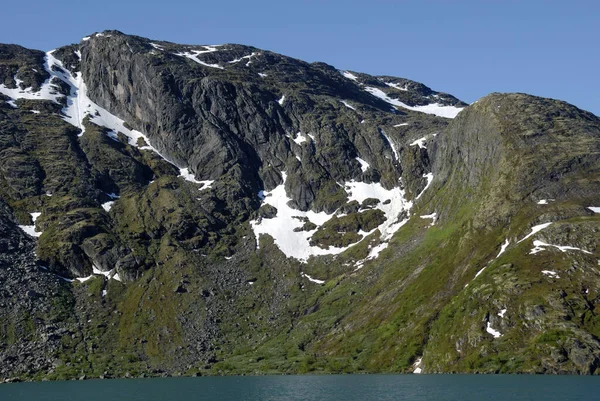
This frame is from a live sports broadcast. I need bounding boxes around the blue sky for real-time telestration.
[2,0,599,115]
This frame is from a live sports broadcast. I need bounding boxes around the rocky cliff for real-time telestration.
[0,30,598,380]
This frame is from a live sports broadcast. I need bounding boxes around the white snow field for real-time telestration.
[251,172,416,263]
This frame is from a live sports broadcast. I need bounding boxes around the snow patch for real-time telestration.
[251,174,412,263]
[517,222,552,243]
[228,52,258,64]
[150,43,164,51]
[486,322,502,338]
[101,201,114,212]
[178,168,214,189]
[497,239,510,258]
[588,207,600,213]
[258,73,268,78]
[530,240,592,255]
[340,100,356,110]
[278,95,286,105]
[394,123,409,127]
[420,212,437,226]
[364,86,463,118]
[385,82,408,91]
[541,270,560,278]
[416,173,434,200]
[410,136,428,149]
[341,71,358,81]
[175,46,223,69]
[355,157,370,172]
[76,275,94,283]
[301,272,325,284]
[380,129,399,160]
[472,240,510,281]
[292,133,307,145]
[413,357,423,374]
[18,212,42,238]
[0,57,65,106]
[498,308,507,318]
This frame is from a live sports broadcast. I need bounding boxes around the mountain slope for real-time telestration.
[0,31,598,380]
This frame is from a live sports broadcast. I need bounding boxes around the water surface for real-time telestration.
[0,374,596,401]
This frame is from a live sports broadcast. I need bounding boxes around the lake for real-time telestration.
[0,374,597,401]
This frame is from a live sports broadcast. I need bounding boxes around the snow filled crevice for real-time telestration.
[413,357,423,374]
[364,86,464,118]
[380,129,399,160]
[470,239,511,283]
[355,157,370,172]
[174,45,223,69]
[251,173,413,263]
[416,173,434,200]
[497,239,510,258]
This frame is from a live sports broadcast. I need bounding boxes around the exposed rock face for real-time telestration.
[0,31,599,380]
[432,93,600,226]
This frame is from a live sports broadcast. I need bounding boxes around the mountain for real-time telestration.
[0,30,598,381]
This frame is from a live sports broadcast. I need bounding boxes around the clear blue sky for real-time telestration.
[2,0,599,115]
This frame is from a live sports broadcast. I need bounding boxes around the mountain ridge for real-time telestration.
[0,30,599,380]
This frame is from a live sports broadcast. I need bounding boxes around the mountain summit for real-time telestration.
[0,30,598,380]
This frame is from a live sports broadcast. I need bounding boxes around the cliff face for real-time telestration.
[0,30,599,380]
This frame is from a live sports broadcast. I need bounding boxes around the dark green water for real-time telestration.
[0,374,597,401]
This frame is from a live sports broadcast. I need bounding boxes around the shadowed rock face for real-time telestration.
[0,31,599,380]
